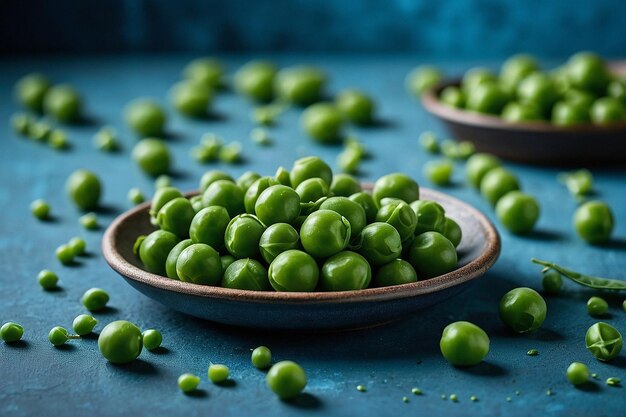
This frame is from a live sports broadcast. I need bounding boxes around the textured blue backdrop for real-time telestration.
[2,0,626,57]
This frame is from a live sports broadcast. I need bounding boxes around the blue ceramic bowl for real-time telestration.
[102,187,500,330]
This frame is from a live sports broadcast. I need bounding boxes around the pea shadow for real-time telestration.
[521,229,565,242]
[576,381,601,393]
[162,131,185,142]
[363,118,396,130]
[95,203,123,216]
[5,340,30,349]
[94,306,120,315]
[453,361,508,377]
[185,389,209,399]
[149,346,171,355]
[284,393,323,410]
[40,215,61,224]
[71,114,101,127]
[489,326,565,342]
[54,343,77,351]
[108,358,158,375]
[79,251,97,259]
[604,356,626,369]
[215,379,236,388]
[603,238,626,251]
[80,332,99,340]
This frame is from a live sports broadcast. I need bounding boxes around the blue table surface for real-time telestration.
[1,55,625,417]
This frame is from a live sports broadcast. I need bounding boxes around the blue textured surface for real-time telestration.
[2,0,626,58]
[1,55,626,416]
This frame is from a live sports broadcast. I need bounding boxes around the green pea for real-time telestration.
[79,212,99,230]
[606,377,621,387]
[68,237,86,256]
[358,222,402,266]
[154,175,172,189]
[37,269,59,290]
[208,364,230,383]
[66,169,102,211]
[566,362,589,386]
[585,322,622,361]
[564,89,596,108]
[480,167,520,206]
[501,102,543,122]
[14,73,50,111]
[587,296,609,316]
[590,97,626,124]
[149,187,183,221]
[30,199,50,220]
[268,250,319,292]
[251,346,272,369]
[516,73,558,114]
[178,373,201,393]
[201,180,245,217]
[335,89,375,125]
[176,243,223,285]
[222,258,270,291]
[142,329,162,351]
[98,320,143,364]
[93,126,120,152]
[1,322,24,343]
[406,66,442,97]
[236,171,262,193]
[301,102,344,143]
[199,170,234,192]
[495,191,540,234]
[165,239,194,279]
[156,197,195,239]
[274,167,291,187]
[319,197,367,236]
[542,269,563,295]
[170,80,213,118]
[558,169,594,197]
[49,326,79,346]
[499,287,546,333]
[244,177,280,214]
[300,210,351,258]
[373,259,417,287]
[551,101,590,126]
[132,138,171,177]
[348,192,378,224]
[225,214,266,259]
[124,99,166,137]
[219,141,243,164]
[336,147,362,174]
[234,60,277,102]
[10,112,35,135]
[183,57,223,88]
[566,52,610,95]
[255,185,301,226]
[221,255,236,271]
[408,232,457,279]
[81,288,110,312]
[462,68,497,94]
[500,54,539,91]
[372,173,420,205]
[138,230,181,275]
[466,83,508,115]
[72,314,98,336]
[259,223,301,264]
[190,195,204,213]
[295,178,330,203]
[43,84,82,122]
[266,361,307,400]
[275,66,326,106]
[189,206,230,250]
[320,251,371,291]
[440,321,490,366]
[424,160,453,186]
[608,79,626,104]
[192,133,223,163]
[439,86,465,108]
[330,174,361,197]
[55,244,74,265]
[28,120,51,141]
[410,200,446,237]
[127,188,145,205]
[290,156,333,189]
[376,201,417,242]
[48,130,70,150]
[442,217,462,248]
[573,201,614,245]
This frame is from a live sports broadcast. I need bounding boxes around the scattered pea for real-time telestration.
[128,188,145,205]
[573,200,614,245]
[178,373,201,393]
[43,84,82,123]
[546,389,554,396]
[219,142,243,163]
[506,397,512,402]
[155,175,172,190]
[55,244,74,265]
[14,73,50,111]
[98,321,143,364]
[10,112,34,135]
[542,269,563,294]
[266,361,307,400]
[48,130,70,150]
[93,126,120,152]
[250,128,272,146]
[28,120,51,142]
[37,269,59,290]
[356,385,366,392]
[419,131,439,153]
[591,373,599,380]
[470,395,478,402]
[72,314,98,336]
[124,99,166,137]
[566,362,590,385]
[450,394,458,402]
[251,346,272,369]
[1,322,24,343]
[142,329,162,351]
[606,377,621,387]
[411,388,422,395]
[423,159,453,186]
[527,349,539,356]
[132,138,171,177]
[587,296,609,316]
[586,322,623,361]
[66,169,102,211]
[208,364,230,383]
[48,326,79,346]
[79,213,99,230]
[558,169,593,197]
[441,394,447,400]
[402,396,409,403]
[68,236,86,256]
[499,287,546,333]
[30,199,50,220]
[81,288,110,311]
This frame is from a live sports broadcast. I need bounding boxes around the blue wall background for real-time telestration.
[2,0,626,58]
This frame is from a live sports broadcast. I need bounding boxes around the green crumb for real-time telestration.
[606,377,621,387]
[441,394,446,400]
[411,388,422,395]
[449,394,458,402]
[526,349,539,356]
[591,373,599,380]
[470,395,478,402]
[546,389,554,396]
[356,385,366,392]
[506,397,512,402]
[515,390,520,396]
[250,128,272,146]
[402,396,409,404]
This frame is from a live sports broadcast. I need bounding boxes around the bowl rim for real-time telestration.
[102,186,500,305]
[421,79,626,133]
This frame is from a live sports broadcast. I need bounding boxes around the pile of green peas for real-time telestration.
[135,156,462,292]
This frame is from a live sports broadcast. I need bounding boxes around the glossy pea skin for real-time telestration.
[499,287,547,333]
[590,97,626,124]
[275,66,326,106]
[409,232,457,279]
[183,57,223,88]
[542,269,563,294]
[301,103,344,143]
[479,167,520,206]
[410,200,446,236]
[259,223,301,264]
[551,101,590,126]
[501,102,543,122]
[465,153,501,189]
[566,52,610,95]
[170,80,212,118]
[142,329,162,351]
[495,191,540,235]
[237,171,262,193]
[466,83,508,115]
[424,160,453,186]
[176,243,223,285]
[290,156,333,189]
[221,255,236,271]
[566,362,590,386]
[585,322,622,362]
[268,250,319,292]
[66,169,102,211]
[178,373,201,393]
[79,212,98,230]
[43,84,82,122]
[373,259,417,287]
[372,173,420,205]
[358,222,402,266]
[49,326,74,346]
[225,214,266,259]
[587,296,609,316]
[56,244,74,265]
[573,201,614,245]
[376,201,417,243]
[128,188,145,205]
[330,174,361,197]
[252,346,272,369]
[335,89,375,125]
[255,185,301,226]
[30,199,50,220]
[1,322,24,343]
[319,197,367,236]
[462,68,497,94]
[72,314,98,336]
[98,320,143,364]
[124,99,166,137]
[149,187,183,222]
[208,364,230,383]
[234,60,277,102]
[69,237,85,256]
[440,321,490,366]
[500,54,539,91]
[81,288,110,312]
[222,258,270,291]
[202,180,245,217]
[244,177,280,214]
[349,192,378,224]
[295,178,330,203]
[406,66,442,97]
[321,251,371,291]
[132,139,171,177]
[15,73,50,111]
[37,269,59,290]
[139,230,181,275]
[439,86,465,108]
[156,197,195,239]
[199,170,235,192]
[165,239,193,279]
[189,206,230,250]
[274,167,291,186]
[516,73,558,114]
[266,361,307,400]
[441,217,462,248]
[300,210,351,258]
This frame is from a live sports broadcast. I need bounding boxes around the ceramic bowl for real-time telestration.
[422,80,626,166]
[102,187,500,330]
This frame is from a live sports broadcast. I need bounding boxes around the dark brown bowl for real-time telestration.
[102,187,500,330]
[422,80,626,166]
